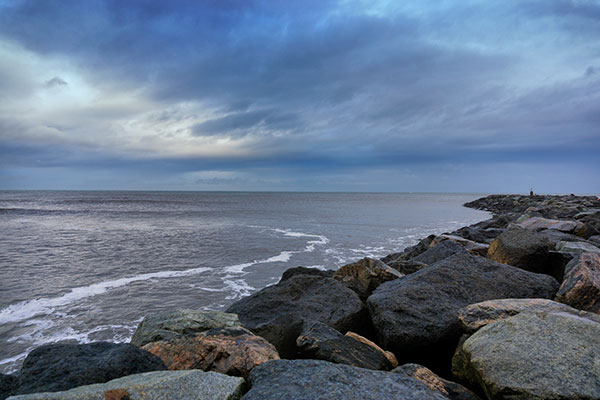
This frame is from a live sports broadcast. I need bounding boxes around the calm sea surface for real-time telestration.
[0,191,489,373]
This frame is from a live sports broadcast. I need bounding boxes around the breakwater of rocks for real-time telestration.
[2,194,600,399]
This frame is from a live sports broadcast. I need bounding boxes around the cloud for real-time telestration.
[44,76,67,87]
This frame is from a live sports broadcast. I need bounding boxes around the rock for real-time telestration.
[16,342,166,395]
[295,321,392,370]
[7,370,244,400]
[452,311,600,399]
[345,332,398,367]
[430,235,490,256]
[535,229,587,245]
[556,240,600,255]
[333,258,403,300]
[279,266,334,282]
[411,241,467,265]
[517,216,584,233]
[487,228,555,277]
[142,327,279,378]
[366,253,558,371]
[450,226,503,244]
[555,253,600,313]
[225,275,368,358]
[381,235,436,264]
[457,298,600,333]
[131,309,241,347]
[392,364,481,400]
[242,359,455,400]
[385,259,428,275]
[1,374,18,400]
[589,235,600,246]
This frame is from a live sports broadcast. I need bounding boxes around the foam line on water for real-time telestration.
[0,266,211,324]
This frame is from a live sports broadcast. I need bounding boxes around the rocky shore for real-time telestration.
[2,194,600,399]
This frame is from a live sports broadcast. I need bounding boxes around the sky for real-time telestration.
[0,0,598,193]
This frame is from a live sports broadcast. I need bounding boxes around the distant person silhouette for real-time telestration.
[530,188,534,197]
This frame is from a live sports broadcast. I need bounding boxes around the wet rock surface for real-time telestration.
[15,342,166,396]
[225,275,367,358]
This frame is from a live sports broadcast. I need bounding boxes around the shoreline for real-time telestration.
[3,193,600,399]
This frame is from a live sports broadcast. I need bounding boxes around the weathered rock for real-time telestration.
[225,275,367,358]
[386,259,428,275]
[279,266,334,282]
[589,235,600,246]
[345,332,398,367]
[488,228,554,277]
[393,364,481,400]
[381,235,436,264]
[7,370,244,400]
[131,309,241,347]
[534,228,587,245]
[1,374,18,400]
[556,240,600,255]
[333,258,403,300]
[412,241,467,265]
[243,359,454,400]
[367,254,558,371]
[142,327,279,378]
[430,235,490,256]
[555,253,600,313]
[449,226,503,244]
[517,216,584,233]
[16,342,166,395]
[296,321,392,370]
[452,311,600,399]
[458,298,600,333]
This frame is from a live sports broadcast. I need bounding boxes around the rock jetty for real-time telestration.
[4,193,600,400]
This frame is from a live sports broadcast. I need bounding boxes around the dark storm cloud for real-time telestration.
[0,0,599,191]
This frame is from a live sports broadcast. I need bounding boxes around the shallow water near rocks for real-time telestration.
[0,191,489,374]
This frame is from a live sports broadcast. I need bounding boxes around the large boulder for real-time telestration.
[385,259,428,275]
[345,332,398,367]
[16,342,166,395]
[1,374,18,400]
[430,235,490,256]
[242,359,456,400]
[556,240,600,255]
[411,241,467,265]
[392,364,481,400]
[457,298,600,334]
[279,266,334,282]
[142,327,279,378]
[517,216,584,233]
[487,228,556,278]
[7,370,244,400]
[367,254,559,371]
[452,311,600,399]
[296,321,392,370]
[225,275,368,358]
[130,309,241,347]
[381,235,436,264]
[333,258,403,300]
[555,253,600,313]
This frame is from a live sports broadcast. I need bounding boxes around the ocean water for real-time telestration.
[0,191,489,374]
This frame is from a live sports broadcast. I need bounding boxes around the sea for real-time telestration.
[0,191,490,374]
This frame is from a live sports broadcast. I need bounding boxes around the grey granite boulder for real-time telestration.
[517,216,584,233]
[131,309,241,347]
[333,258,403,300]
[225,275,367,358]
[488,228,554,277]
[555,252,600,313]
[367,254,558,371]
[452,311,600,399]
[457,298,600,333]
[7,370,244,400]
[296,321,392,370]
[242,359,453,399]
[556,240,600,255]
[392,364,481,400]
[411,241,467,265]
[16,342,166,396]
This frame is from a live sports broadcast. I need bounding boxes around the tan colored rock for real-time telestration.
[333,258,403,300]
[555,253,600,313]
[518,216,584,233]
[345,332,398,367]
[393,364,481,400]
[142,327,279,379]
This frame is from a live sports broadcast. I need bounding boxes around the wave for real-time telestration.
[0,266,211,325]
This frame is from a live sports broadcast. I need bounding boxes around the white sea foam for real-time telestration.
[224,279,255,300]
[0,266,211,324]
